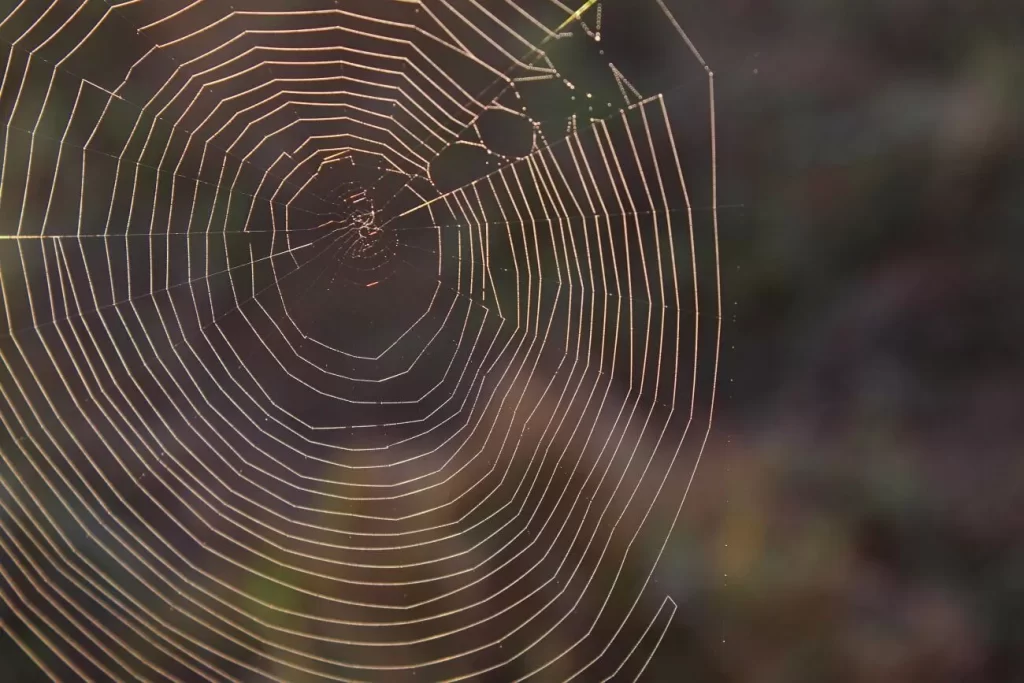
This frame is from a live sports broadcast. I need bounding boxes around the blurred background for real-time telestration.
[1,0,1021,681]
[652,1,1023,681]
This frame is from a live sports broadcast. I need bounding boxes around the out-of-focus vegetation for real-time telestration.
[658,0,1022,680]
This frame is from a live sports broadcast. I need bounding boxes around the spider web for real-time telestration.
[0,0,721,680]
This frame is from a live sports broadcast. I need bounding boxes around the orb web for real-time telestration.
[0,0,722,680]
